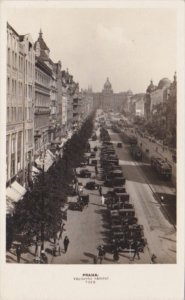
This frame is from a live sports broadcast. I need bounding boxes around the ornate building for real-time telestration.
[93,78,130,112]
[34,30,53,157]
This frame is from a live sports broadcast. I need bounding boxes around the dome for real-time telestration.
[158,78,171,89]
[146,80,156,93]
[104,77,112,89]
[127,89,133,96]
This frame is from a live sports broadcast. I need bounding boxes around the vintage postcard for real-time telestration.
[0,0,184,299]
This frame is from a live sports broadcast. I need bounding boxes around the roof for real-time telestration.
[158,78,171,89]
[34,29,50,51]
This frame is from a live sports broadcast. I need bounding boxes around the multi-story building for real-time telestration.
[144,78,171,120]
[129,93,145,117]
[6,23,35,189]
[34,30,53,158]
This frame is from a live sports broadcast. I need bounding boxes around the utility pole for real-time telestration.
[41,154,45,250]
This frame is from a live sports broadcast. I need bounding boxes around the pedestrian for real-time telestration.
[113,247,119,262]
[64,236,70,253]
[97,245,104,264]
[101,195,105,205]
[40,250,48,264]
[57,242,61,256]
[59,223,65,240]
[99,185,102,196]
[132,241,140,260]
[16,245,21,263]
[151,254,157,264]
[52,244,57,256]
[95,165,98,175]
[35,240,38,256]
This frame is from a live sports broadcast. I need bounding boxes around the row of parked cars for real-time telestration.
[99,125,147,252]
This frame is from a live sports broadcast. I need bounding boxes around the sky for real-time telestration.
[6,6,177,93]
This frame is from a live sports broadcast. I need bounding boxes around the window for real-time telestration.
[15,53,17,69]
[7,77,10,94]
[17,132,22,170]
[28,129,33,143]
[7,48,11,65]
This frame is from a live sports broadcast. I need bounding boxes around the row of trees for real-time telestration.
[6,112,95,250]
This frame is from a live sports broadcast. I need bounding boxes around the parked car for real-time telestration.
[92,134,97,141]
[90,152,96,158]
[79,169,91,178]
[113,186,126,194]
[78,182,84,193]
[85,181,99,190]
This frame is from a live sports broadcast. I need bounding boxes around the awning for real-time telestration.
[11,181,26,197]
[32,165,40,174]
[35,150,56,172]
[6,186,21,202]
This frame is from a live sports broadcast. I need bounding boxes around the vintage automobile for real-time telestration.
[92,134,97,141]
[68,199,83,211]
[113,186,126,194]
[79,169,91,178]
[113,177,126,186]
[78,194,89,206]
[85,181,99,190]
[90,152,96,158]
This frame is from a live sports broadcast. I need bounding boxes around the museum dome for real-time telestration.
[158,78,171,89]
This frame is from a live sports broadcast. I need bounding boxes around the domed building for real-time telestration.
[102,77,113,94]
[158,78,171,89]
[93,77,132,112]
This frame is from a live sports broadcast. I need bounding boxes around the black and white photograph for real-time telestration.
[0,1,184,299]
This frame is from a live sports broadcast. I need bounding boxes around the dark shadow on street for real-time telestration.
[6,255,17,263]
[80,259,90,263]
[83,252,96,259]
[154,192,176,225]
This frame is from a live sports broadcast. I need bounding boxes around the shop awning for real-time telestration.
[6,186,22,202]
[32,165,40,174]
[11,181,26,197]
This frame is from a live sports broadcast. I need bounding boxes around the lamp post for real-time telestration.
[40,149,46,251]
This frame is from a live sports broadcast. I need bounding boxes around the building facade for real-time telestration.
[93,78,131,113]
[6,23,35,187]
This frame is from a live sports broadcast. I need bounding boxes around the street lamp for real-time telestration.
[39,149,46,251]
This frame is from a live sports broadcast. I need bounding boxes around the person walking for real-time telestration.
[95,165,98,175]
[57,242,61,256]
[97,245,105,264]
[59,223,65,240]
[16,245,21,263]
[113,247,119,262]
[132,241,140,260]
[64,236,70,253]
[99,185,102,196]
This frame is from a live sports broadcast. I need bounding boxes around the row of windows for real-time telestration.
[6,129,33,179]
[35,93,50,107]
[7,48,34,76]
[36,69,50,86]
[7,107,33,123]
[35,114,49,129]
[7,32,18,51]
[7,78,34,100]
